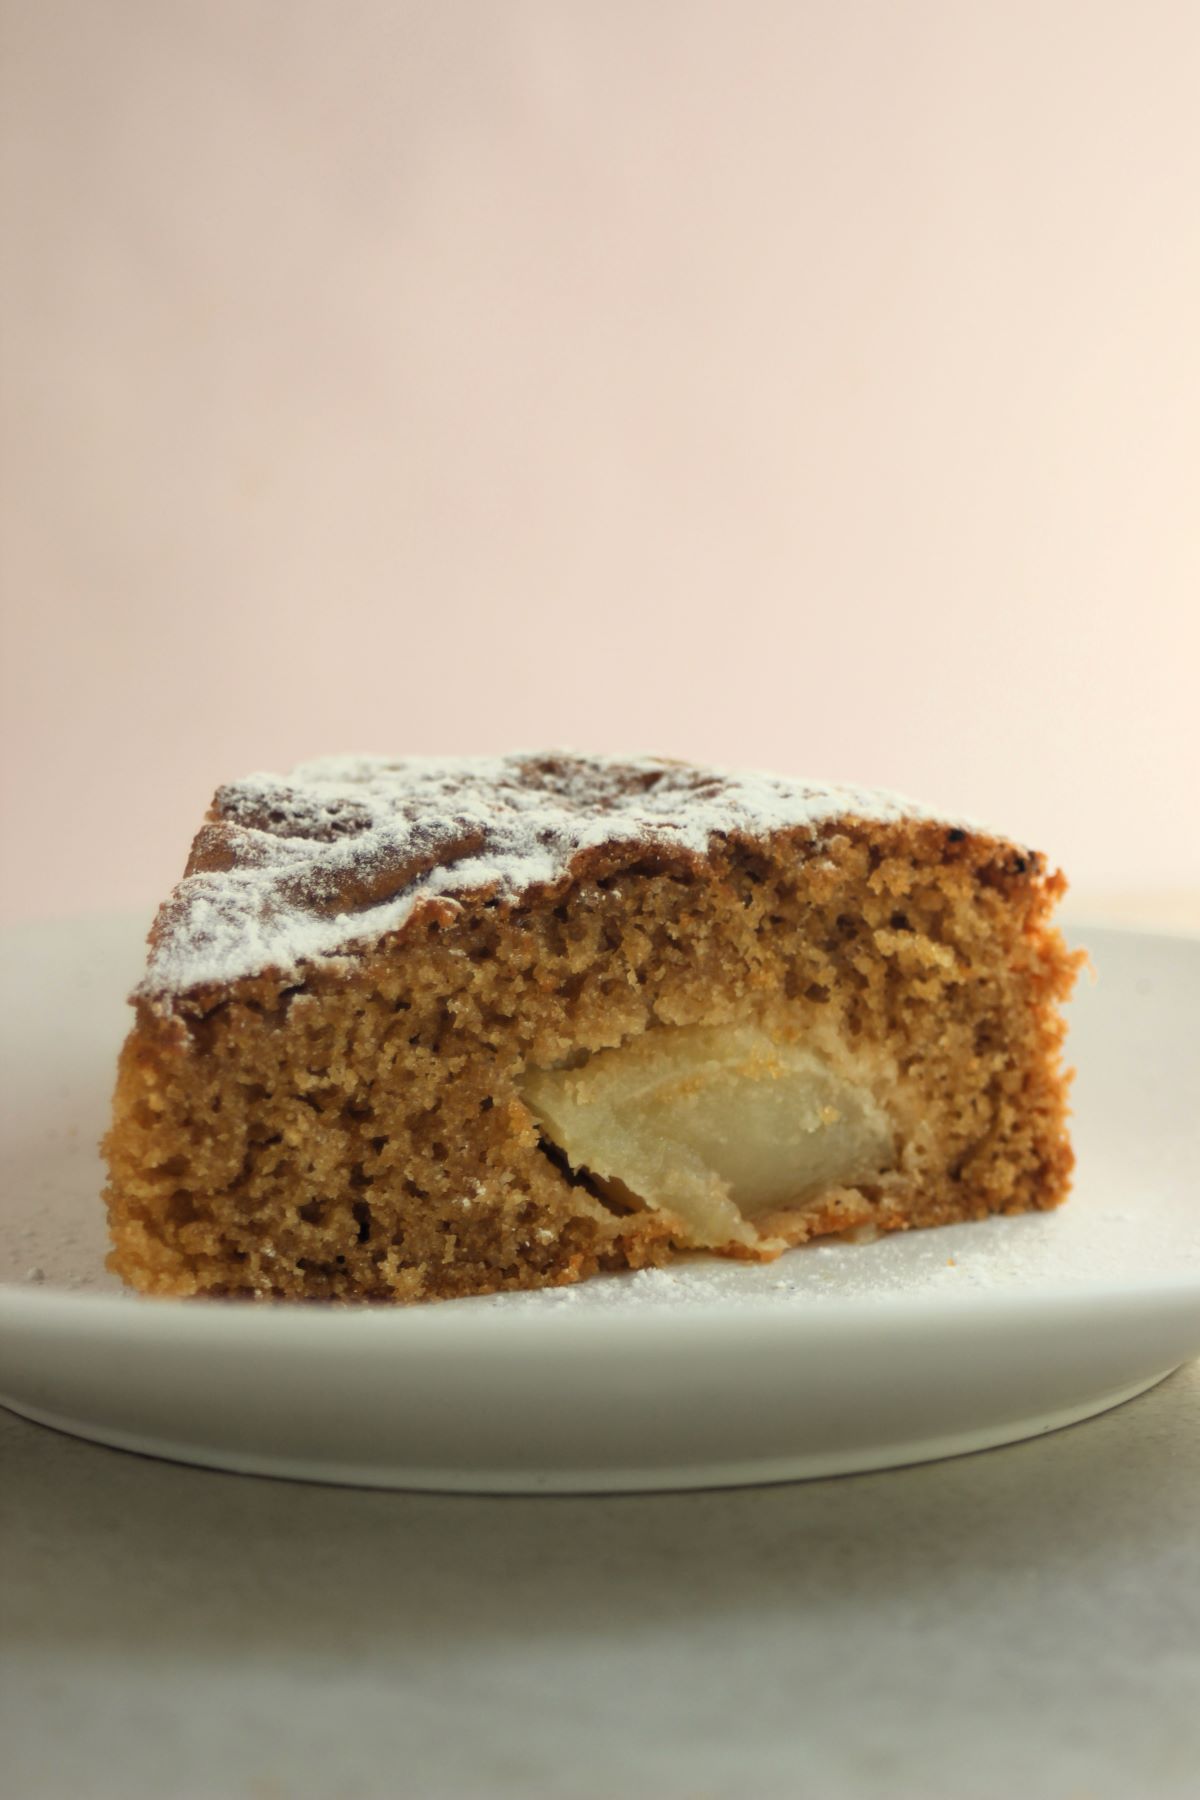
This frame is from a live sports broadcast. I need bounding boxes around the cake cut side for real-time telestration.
[103,753,1081,1301]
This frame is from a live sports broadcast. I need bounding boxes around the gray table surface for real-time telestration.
[2,1360,1198,1800]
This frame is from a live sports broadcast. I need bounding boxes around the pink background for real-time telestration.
[3,1,1198,924]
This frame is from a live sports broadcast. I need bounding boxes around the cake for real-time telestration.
[103,753,1081,1301]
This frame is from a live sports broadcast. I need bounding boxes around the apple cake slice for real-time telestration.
[103,753,1081,1301]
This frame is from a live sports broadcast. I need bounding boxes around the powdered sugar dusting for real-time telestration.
[138,751,978,999]
[452,1201,1200,1314]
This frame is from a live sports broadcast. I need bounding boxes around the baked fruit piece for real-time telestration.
[104,753,1081,1301]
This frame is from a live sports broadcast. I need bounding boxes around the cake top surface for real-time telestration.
[138,751,979,1000]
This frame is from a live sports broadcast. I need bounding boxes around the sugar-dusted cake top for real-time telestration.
[138,751,976,1000]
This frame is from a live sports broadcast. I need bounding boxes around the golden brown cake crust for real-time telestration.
[104,755,1082,1304]
[133,753,1000,1002]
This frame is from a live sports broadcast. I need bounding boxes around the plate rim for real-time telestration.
[3,1269,1199,1342]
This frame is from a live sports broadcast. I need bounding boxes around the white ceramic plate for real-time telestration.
[1,915,1197,1492]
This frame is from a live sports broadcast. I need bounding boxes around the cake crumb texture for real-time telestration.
[104,754,1081,1302]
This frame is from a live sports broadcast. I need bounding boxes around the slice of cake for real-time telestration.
[103,753,1081,1301]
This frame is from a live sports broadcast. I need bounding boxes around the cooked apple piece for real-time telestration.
[521,1023,897,1251]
